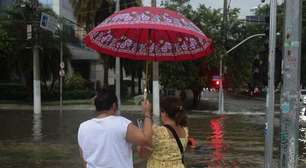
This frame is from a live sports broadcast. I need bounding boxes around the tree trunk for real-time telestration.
[120,65,124,85]
[131,70,135,96]
[192,89,201,107]
[138,75,142,95]
[47,77,56,95]
[120,65,124,96]
[179,90,186,102]
[103,60,109,87]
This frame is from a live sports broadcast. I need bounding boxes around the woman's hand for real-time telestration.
[142,100,152,117]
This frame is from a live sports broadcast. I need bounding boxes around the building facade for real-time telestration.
[39,0,108,87]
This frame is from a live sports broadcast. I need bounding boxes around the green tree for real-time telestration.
[159,1,212,105]
[159,0,272,105]
[70,0,142,87]
[0,2,71,95]
[122,60,144,96]
[0,23,12,81]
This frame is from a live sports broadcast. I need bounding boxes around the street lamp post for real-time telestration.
[218,33,266,114]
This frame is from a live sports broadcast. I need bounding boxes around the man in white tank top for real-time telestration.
[78,88,152,168]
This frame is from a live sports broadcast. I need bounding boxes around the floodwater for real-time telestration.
[0,109,306,168]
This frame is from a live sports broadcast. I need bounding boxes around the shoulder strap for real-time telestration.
[164,124,185,164]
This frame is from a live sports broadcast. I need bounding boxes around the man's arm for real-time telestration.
[126,101,152,146]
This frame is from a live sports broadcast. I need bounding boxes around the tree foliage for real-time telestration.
[159,0,265,105]
[0,2,71,95]
[70,0,142,87]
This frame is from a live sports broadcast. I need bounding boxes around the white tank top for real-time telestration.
[78,116,132,168]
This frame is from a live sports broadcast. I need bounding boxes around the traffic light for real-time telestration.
[216,80,220,86]
[211,75,221,90]
[214,80,220,89]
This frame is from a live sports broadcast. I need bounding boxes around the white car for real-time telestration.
[301,89,306,105]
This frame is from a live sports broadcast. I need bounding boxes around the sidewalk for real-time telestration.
[0,103,142,112]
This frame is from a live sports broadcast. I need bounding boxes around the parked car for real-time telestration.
[301,89,306,105]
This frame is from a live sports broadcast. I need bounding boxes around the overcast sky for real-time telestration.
[143,0,282,18]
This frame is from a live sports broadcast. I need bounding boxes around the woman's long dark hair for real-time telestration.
[160,96,187,127]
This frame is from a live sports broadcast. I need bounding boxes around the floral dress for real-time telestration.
[147,125,188,168]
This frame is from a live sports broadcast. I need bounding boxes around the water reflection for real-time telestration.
[209,116,224,167]
[32,113,42,142]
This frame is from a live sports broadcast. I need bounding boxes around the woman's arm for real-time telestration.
[126,101,152,146]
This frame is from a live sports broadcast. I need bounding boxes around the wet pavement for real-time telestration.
[0,94,306,168]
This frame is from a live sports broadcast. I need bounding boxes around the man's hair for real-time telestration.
[95,87,118,112]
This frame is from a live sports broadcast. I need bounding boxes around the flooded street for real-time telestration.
[0,106,306,167]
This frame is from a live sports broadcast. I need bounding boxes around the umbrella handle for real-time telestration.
[144,88,147,101]
[144,61,149,101]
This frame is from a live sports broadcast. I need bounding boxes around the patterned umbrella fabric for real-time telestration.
[84,7,213,61]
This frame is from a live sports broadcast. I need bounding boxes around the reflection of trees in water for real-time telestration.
[208,116,238,168]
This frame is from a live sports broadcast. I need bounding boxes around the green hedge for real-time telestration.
[0,83,95,101]
[63,89,95,100]
[0,83,29,100]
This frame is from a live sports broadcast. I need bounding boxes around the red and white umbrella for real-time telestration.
[84,7,213,62]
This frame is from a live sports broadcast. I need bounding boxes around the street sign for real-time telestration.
[40,12,58,33]
[26,24,32,40]
[59,70,65,77]
[60,62,65,69]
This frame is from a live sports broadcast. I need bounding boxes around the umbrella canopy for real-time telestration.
[84,7,213,61]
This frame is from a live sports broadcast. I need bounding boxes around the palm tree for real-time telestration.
[70,0,142,87]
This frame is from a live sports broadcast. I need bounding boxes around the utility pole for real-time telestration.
[218,0,228,114]
[33,0,41,114]
[59,0,64,115]
[151,0,160,124]
[32,0,42,142]
[264,0,277,167]
[115,0,121,113]
[280,0,302,167]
